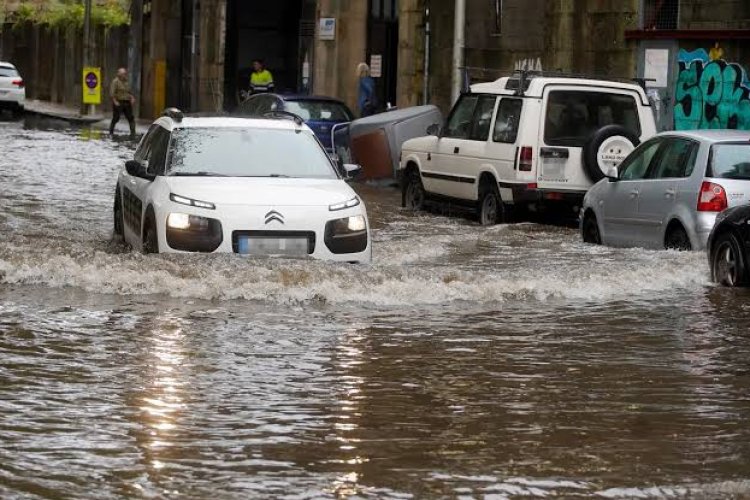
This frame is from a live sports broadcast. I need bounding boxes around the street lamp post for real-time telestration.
[82,0,94,116]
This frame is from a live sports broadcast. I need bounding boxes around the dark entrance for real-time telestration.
[224,0,316,110]
[367,0,399,109]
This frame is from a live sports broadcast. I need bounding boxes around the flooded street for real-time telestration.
[2,119,750,498]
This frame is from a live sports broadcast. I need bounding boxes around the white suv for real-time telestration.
[399,73,657,224]
[113,109,372,263]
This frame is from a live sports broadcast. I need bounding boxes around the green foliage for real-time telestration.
[9,1,130,29]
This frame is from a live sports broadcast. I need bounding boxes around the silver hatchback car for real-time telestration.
[581,130,750,250]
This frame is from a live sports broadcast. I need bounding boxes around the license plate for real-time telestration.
[237,236,309,256]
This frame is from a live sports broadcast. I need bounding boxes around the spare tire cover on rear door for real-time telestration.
[582,125,640,183]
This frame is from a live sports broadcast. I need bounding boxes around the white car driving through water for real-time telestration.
[113,109,372,263]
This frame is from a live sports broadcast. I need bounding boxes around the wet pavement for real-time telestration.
[1,118,750,498]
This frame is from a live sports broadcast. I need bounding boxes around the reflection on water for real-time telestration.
[1,121,750,498]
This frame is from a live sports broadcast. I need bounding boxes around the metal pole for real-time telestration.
[83,0,93,115]
[422,7,430,106]
[451,0,465,104]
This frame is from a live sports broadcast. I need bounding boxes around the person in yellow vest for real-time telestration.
[250,59,275,94]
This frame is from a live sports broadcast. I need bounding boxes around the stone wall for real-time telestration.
[680,0,750,29]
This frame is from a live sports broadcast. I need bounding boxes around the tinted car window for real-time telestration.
[619,140,661,181]
[467,96,497,141]
[493,98,522,143]
[650,138,698,179]
[0,67,19,77]
[709,144,750,180]
[545,91,640,147]
[147,127,170,176]
[444,95,479,139]
[285,100,353,121]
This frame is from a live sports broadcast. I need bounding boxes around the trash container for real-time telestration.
[348,105,443,181]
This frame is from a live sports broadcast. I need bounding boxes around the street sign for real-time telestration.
[82,67,101,105]
[319,18,336,40]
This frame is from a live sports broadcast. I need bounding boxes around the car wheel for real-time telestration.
[711,232,746,287]
[113,187,124,238]
[478,183,504,226]
[665,224,691,251]
[142,216,159,254]
[404,169,425,211]
[582,212,601,245]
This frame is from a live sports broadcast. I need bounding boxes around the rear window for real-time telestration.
[284,100,352,122]
[0,66,19,77]
[544,91,641,147]
[709,143,750,180]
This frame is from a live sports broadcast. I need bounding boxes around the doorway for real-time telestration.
[368,0,399,109]
[224,0,313,109]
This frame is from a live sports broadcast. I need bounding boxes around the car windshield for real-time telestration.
[284,100,352,121]
[0,66,19,77]
[167,127,338,179]
[710,143,750,180]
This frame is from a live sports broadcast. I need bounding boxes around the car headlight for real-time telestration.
[325,215,368,254]
[170,193,216,210]
[330,215,366,233]
[329,196,360,212]
[167,213,211,231]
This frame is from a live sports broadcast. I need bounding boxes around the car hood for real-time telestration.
[402,135,439,153]
[163,177,356,207]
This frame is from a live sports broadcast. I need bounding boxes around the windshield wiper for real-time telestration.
[172,171,229,177]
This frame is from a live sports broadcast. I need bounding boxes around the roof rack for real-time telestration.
[461,68,653,96]
[161,107,184,122]
[262,110,304,126]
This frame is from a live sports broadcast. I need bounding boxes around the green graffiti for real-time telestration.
[675,59,750,130]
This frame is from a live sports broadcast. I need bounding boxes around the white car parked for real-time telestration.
[582,130,750,251]
[113,109,372,263]
[0,61,25,117]
[399,72,657,224]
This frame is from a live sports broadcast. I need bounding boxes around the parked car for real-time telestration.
[399,72,657,225]
[707,204,750,286]
[236,94,354,153]
[581,130,750,251]
[0,61,25,117]
[113,108,371,263]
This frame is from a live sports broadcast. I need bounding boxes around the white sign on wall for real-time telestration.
[370,54,383,78]
[319,18,336,40]
[644,49,670,88]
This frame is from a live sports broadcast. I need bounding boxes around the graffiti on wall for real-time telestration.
[675,48,750,130]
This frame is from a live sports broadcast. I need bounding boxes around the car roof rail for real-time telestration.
[161,107,184,122]
[263,110,304,126]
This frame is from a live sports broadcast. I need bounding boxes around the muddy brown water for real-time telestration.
[1,120,750,498]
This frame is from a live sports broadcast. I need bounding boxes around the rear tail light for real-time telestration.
[11,79,24,88]
[697,181,728,212]
[519,146,533,171]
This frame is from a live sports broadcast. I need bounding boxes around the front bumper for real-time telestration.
[155,202,372,263]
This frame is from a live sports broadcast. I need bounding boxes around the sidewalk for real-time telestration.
[24,99,151,135]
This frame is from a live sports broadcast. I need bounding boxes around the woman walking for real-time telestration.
[356,63,376,117]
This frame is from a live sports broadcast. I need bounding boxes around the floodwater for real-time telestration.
[1,119,750,499]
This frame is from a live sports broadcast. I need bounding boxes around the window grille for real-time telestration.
[643,0,679,30]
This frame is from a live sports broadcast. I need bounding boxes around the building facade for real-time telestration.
[132,0,750,133]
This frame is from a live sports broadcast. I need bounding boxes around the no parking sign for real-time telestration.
[82,67,101,105]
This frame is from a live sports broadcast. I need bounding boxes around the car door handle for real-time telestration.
[629,190,639,199]
[664,189,676,198]
[454,147,460,154]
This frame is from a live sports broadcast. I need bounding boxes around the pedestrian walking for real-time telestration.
[357,63,376,117]
[109,68,136,138]
[249,60,275,94]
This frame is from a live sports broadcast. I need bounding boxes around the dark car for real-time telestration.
[707,204,750,286]
[236,94,354,152]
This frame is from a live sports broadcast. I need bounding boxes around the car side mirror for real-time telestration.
[426,123,440,136]
[606,166,619,182]
[126,159,153,180]
[343,163,362,180]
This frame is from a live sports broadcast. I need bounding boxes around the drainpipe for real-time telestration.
[422,7,430,105]
[451,0,465,104]
[82,0,93,115]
